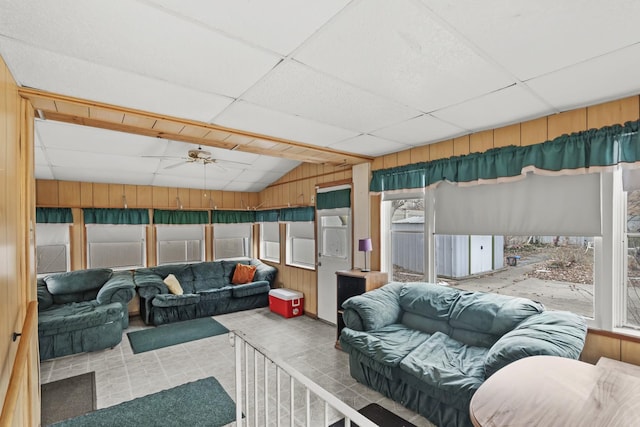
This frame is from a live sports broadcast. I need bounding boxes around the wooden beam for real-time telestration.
[20,88,372,166]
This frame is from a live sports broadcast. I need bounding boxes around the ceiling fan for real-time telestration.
[146,146,252,171]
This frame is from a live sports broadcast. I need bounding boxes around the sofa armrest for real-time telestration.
[484,310,587,378]
[96,271,136,305]
[133,271,169,297]
[341,282,403,331]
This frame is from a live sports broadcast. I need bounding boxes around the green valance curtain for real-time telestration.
[371,120,640,193]
[317,188,351,210]
[255,209,280,222]
[84,208,149,225]
[153,209,209,224]
[279,207,315,222]
[36,207,73,223]
[211,210,256,224]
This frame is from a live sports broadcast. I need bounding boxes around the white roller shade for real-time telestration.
[214,223,251,239]
[261,222,279,242]
[435,173,602,236]
[288,222,315,239]
[156,225,204,241]
[36,224,70,245]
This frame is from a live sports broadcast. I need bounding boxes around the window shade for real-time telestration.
[435,173,602,236]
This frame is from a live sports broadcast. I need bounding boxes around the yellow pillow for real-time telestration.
[231,263,257,285]
[164,274,183,295]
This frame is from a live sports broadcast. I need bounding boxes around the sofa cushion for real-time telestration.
[399,331,487,411]
[38,301,123,336]
[152,293,201,307]
[190,261,227,291]
[484,310,587,377]
[342,282,404,331]
[399,282,460,321]
[45,268,112,295]
[231,281,270,298]
[448,291,544,338]
[164,274,184,295]
[232,263,257,284]
[37,281,54,311]
[340,324,432,373]
[148,265,195,293]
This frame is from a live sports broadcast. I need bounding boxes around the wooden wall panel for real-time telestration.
[80,182,93,207]
[521,117,548,146]
[548,109,587,140]
[93,183,109,207]
[410,145,430,163]
[430,139,454,160]
[494,123,521,148]
[58,181,81,206]
[36,180,58,206]
[453,136,470,156]
[152,186,169,208]
[470,130,494,153]
[580,332,621,365]
[109,184,125,208]
[587,96,640,129]
[621,340,640,366]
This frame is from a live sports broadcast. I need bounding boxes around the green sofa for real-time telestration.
[339,282,587,427]
[37,268,136,361]
[133,258,277,326]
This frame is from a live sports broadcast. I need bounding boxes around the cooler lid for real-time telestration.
[269,288,304,300]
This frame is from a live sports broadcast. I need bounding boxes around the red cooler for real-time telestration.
[269,288,304,318]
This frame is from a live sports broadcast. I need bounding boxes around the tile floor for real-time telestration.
[40,308,434,426]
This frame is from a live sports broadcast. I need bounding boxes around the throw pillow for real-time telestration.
[231,263,257,285]
[164,274,183,295]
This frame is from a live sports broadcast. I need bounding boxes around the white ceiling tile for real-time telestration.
[213,101,359,147]
[328,135,411,157]
[36,120,168,156]
[526,44,640,112]
[0,0,281,97]
[35,169,54,180]
[431,85,554,132]
[146,0,349,56]
[251,157,300,173]
[372,114,467,145]
[422,0,640,80]
[241,60,421,133]
[52,167,154,186]
[294,0,514,113]
[0,39,233,122]
[151,174,211,190]
[46,149,161,173]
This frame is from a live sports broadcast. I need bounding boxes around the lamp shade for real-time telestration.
[358,238,372,252]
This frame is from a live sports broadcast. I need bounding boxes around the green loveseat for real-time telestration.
[339,282,587,427]
[37,268,136,361]
[133,258,277,326]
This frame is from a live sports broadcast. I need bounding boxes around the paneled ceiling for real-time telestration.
[2,0,640,192]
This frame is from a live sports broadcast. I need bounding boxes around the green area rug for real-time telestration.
[51,377,236,427]
[127,317,228,354]
[41,372,96,426]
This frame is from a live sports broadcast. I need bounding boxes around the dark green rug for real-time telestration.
[127,317,228,354]
[41,372,96,426]
[51,377,236,427]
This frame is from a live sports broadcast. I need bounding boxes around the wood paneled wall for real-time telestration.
[36,180,259,210]
[0,56,39,426]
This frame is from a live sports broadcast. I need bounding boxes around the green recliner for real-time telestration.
[37,268,136,361]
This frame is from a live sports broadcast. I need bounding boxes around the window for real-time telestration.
[36,223,70,274]
[156,225,204,265]
[260,222,280,262]
[86,225,146,269]
[213,223,252,259]
[386,197,425,282]
[625,189,640,328]
[286,222,315,269]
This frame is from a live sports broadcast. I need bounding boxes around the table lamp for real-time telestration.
[359,238,372,272]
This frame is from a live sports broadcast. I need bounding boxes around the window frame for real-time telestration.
[85,224,147,270]
[285,221,316,270]
[212,223,253,260]
[155,224,205,266]
[259,222,280,263]
[35,223,71,275]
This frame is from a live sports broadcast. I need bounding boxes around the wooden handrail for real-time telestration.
[0,301,38,427]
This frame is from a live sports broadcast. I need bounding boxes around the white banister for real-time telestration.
[230,330,378,427]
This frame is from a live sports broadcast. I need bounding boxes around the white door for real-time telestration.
[317,207,351,324]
